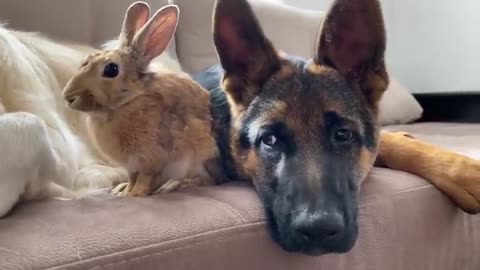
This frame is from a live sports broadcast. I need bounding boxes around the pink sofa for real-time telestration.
[1,123,479,269]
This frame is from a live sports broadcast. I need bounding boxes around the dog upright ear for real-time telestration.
[213,0,281,109]
[315,0,389,106]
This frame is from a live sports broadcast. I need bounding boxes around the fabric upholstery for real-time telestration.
[1,123,479,270]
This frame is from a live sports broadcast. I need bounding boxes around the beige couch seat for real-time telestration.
[1,123,479,269]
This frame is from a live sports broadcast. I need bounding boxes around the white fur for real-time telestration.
[275,154,285,178]
[247,119,264,144]
[0,25,182,217]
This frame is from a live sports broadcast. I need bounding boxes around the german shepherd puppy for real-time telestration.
[206,0,480,255]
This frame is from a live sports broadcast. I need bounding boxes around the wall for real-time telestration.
[0,0,171,46]
[283,0,480,94]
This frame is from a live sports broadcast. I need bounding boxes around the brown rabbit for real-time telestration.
[62,2,218,197]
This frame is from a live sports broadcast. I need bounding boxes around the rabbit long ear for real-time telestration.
[131,5,179,64]
[119,1,151,47]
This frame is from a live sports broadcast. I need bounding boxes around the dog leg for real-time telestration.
[37,182,81,200]
[72,136,129,191]
[0,169,26,218]
[0,112,68,217]
[377,131,480,214]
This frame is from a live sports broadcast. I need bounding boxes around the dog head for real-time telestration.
[213,0,388,254]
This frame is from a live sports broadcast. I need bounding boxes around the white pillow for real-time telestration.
[171,0,323,74]
[379,76,423,125]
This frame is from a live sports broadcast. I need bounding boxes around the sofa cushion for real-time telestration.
[384,122,480,158]
[379,76,424,125]
[1,123,479,270]
[172,0,423,126]
[172,0,322,75]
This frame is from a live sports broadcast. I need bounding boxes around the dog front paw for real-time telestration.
[445,161,480,214]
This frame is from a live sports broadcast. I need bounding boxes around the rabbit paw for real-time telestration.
[111,182,130,196]
[122,173,154,197]
[127,186,152,197]
[157,179,182,193]
[157,177,203,193]
[111,182,152,197]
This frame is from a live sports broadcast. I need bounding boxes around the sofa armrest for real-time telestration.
[414,92,480,123]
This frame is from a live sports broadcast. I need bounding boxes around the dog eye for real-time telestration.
[261,134,277,148]
[103,63,119,78]
[334,129,353,143]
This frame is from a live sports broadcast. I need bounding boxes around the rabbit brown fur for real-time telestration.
[62,2,218,196]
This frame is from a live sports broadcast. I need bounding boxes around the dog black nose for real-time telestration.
[292,208,345,242]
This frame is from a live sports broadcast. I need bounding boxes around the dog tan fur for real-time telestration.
[210,0,480,253]
[378,131,480,214]
[213,0,480,217]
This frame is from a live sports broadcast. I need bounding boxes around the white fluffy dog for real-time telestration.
[0,24,182,217]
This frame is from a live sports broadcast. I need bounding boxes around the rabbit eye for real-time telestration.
[102,63,119,78]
